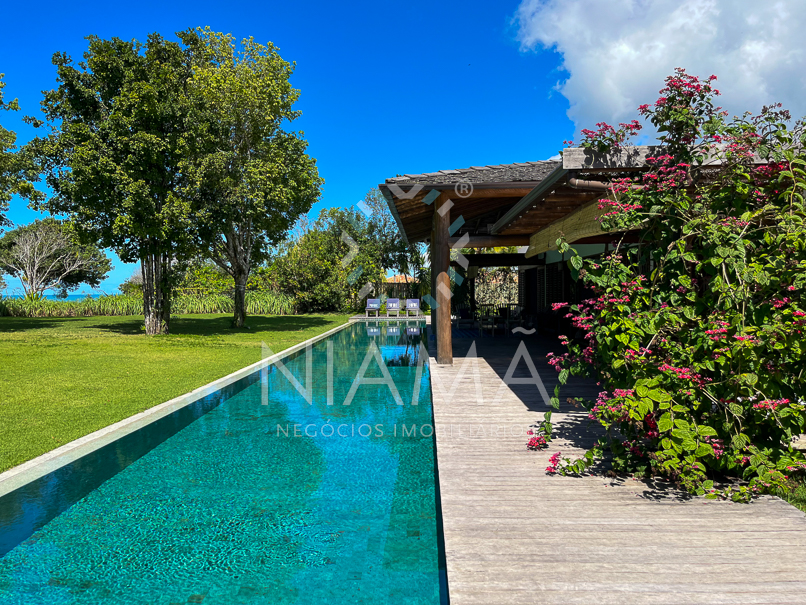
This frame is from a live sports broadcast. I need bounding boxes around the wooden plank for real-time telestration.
[525,200,605,257]
[428,336,806,604]
[525,199,629,258]
[490,165,567,234]
[449,253,537,268]
[448,235,530,247]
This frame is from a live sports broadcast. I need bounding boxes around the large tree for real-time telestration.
[0,218,111,298]
[0,74,42,233]
[181,28,322,327]
[29,35,198,334]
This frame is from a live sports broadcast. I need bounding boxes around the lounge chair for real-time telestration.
[386,298,401,318]
[405,299,420,317]
[366,298,381,317]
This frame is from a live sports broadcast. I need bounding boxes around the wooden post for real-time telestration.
[433,193,452,365]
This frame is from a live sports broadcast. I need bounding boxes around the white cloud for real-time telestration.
[515,0,806,137]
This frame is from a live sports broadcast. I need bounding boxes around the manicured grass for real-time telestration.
[0,313,350,472]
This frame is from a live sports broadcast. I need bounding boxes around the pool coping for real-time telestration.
[0,320,353,499]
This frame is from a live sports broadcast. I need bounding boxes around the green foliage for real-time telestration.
[28,33,205,334]
[475,265,519,305]
[0,290,294,318]
[177,261,233,295]
[179,27,321,326]
[0,294,142,317]
[270,207,385,313]
[0,74,44,232]
[245,291,295,315]
[547,70,806,501]
[31,34,198,265]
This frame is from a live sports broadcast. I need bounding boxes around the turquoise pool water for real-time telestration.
[0,321,445,604]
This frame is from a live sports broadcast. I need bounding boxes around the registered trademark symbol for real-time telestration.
[454,179,474,198]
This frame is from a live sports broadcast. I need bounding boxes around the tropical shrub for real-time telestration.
[0,294,142,317]
[270,208,384,313]
[0,291,294,318]
[546,69,806,502]
[245,291,295,315]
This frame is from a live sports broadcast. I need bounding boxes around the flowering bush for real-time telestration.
[546,69,806,501]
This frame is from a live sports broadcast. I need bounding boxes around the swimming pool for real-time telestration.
[0,321,446,604]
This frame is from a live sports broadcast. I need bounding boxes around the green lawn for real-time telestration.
[0,313,350,472]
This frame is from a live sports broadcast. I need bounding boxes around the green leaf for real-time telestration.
[697,425,718,437]
[648,388,671,403]
[658,413,672,432]
[695,443,714,457]
[741,372,758,386]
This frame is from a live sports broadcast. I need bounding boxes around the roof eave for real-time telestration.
[489,165,569,234]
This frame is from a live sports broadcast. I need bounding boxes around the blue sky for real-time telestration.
[0,0,573,294]
[4,1,806,294]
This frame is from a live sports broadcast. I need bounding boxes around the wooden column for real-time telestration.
[433,193,452,365]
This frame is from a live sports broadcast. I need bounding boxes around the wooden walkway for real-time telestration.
[429,335,806,604]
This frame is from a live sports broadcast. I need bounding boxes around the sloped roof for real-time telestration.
[385,160,560,187]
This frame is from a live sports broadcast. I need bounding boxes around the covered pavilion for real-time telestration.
[379,147,651,364]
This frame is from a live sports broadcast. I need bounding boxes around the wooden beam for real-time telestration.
[380,188,409,245]
[433,193,452,365]
[450,253,541,268]
[448,235,530,247]
[490,165,568,234]
[525,200,617,258]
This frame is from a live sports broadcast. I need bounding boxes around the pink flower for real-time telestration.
[546,451,562,474]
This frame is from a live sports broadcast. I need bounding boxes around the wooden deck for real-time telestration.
[429,335,806,604]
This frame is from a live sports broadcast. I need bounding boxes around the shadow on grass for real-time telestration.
[0,317,80,333]
[91,314,336,337]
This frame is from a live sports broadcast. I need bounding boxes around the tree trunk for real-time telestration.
[141,250,171,336]
[232,266,249,328]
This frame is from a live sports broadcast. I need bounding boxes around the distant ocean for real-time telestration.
[1,293,104,301]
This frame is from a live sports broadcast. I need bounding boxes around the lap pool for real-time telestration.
[0,321,446,604]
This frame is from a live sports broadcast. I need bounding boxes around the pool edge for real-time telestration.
[0,320,353,498]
